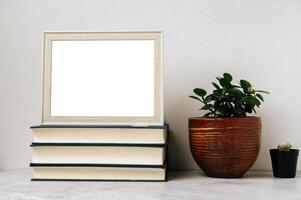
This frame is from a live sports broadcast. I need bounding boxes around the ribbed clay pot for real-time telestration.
[189,117,261,178]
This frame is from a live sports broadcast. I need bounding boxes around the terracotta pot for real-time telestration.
[189,116,261,178]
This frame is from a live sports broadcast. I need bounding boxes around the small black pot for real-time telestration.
[270,149,299,178]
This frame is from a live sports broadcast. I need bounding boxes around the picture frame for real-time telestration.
[42,32,163,125]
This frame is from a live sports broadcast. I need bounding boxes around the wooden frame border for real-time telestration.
[42,32,163,125]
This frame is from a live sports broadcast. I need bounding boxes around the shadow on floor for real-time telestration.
[167,170,275,181]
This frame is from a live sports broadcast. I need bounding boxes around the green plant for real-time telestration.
[189,73,269,117]
[278,143,293,151]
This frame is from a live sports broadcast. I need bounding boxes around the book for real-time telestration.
[31,125,167,144]
[31,164,166,181]
[30,125,169,181]
[31,143,166,165]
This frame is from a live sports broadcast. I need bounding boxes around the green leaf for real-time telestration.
[256,93,264,102]
[240,80,251,92]
[256,90,270,94]
[214,100,222,106]
[216,107,226,116]
[223,73,233,82]
[245,105,253,113]
[219,78,231,88]
[228,89,243,98]
[200,104,213,110]
[205,94,213,102]
[193,88,207,97]
[245,96,261,107]
[223,95,234,102]
[213,90,222,99]
[189,96,203,102]
[212,82,221,90]
[252,97,261,106]
[234,106,243,114]
[203,113,211,117]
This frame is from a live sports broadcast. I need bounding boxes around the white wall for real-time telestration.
[0,0,301,170]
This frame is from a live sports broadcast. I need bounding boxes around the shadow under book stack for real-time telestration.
[30,125,168,181]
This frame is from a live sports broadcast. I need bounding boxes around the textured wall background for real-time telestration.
[0,0,301,170]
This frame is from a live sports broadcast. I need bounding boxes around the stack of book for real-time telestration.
[30,125,168,181]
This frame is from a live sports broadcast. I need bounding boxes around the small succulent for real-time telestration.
[189,73,269,117]
[278,143,293,152]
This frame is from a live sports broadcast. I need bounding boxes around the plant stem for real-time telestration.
[201,96,215,116]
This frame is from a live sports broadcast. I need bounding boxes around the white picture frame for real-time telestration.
[42,32,163,125]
